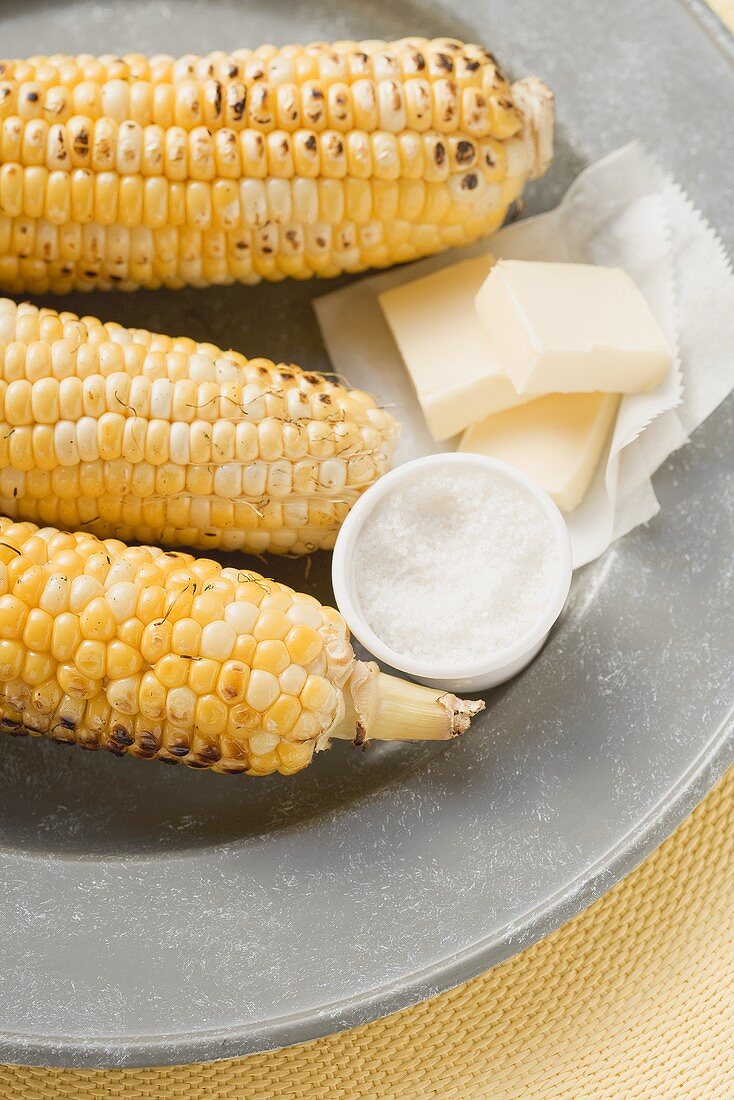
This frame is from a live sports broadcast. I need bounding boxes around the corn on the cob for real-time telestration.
[0,517,483,775]
[0,297,397,554]
[0,39,553,293]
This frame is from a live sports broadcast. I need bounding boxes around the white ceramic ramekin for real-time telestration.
[331,453,573,693]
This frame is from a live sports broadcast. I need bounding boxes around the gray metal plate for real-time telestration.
[0,0,732,1070]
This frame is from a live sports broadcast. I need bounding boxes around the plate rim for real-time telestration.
[3,698,733,1068]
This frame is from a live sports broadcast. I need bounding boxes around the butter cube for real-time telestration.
[379,257,532,441]
[459,392,620,512]
[475,260,672,395]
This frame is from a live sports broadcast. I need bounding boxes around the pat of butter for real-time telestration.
[379,257,532,441]
[459,392,620,512]
[474,260,672,395]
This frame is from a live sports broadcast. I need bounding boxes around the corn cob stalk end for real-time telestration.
[328,662,484,747]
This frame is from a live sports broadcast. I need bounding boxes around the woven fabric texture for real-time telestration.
[2,761,733,1098]
[712,0,734,26]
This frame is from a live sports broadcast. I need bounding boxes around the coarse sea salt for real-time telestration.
[352,467,561,667]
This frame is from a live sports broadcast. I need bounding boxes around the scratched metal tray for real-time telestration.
[0,0,732,1070]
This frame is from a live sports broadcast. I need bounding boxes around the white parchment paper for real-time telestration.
[314,143,734,568]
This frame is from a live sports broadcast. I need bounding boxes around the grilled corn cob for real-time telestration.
[0,517,483,775]
[0,297,397,554]
[0,39,553,293]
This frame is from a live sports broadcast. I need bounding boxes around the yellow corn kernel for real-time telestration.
[0,595,28,639]
[263,693,301,737]
[0,640,25,682]
[106,674,141,715]
[252,608,291,642]
[50,611,82,661]
[12,562,47,607]
[106,639,143,679]
[252,639,290,675]
[229,634,255,667]
[155,652,189,689]
[22,607,53,651]
[74,638,106,679]
[300,674,335,713]
[79,596,116,641]
[118,174,143,225]
[140,586,175,624]
[153,84,174,129]
[284,624,323,666]
[197,620,234,661]
[165,684,196,726]
[118,617,144,649]
[170,616,200,657]
[216,660,249,705]
[188,657,219,695]
[277,738,313,773]
[23,650,55,687]
[245,668,280,712]
[193,692,227,736]
[70,167,94,223]
[191,590,225,627]
[139,670,166,719]
[247,747,280,775]
[0,165,23,219]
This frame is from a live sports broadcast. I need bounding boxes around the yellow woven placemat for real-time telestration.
[714,0,734,25]
[1,761,732,1098]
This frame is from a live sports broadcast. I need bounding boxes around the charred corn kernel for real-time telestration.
[0,45,550,291]
[216,659,249,705]
[0,299,396,553]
